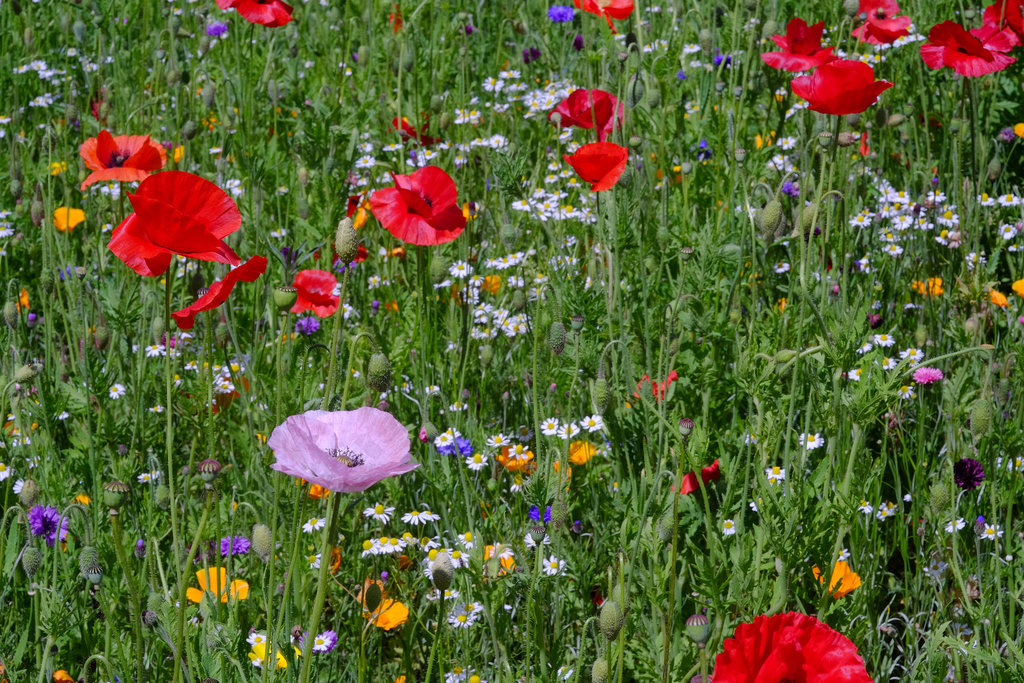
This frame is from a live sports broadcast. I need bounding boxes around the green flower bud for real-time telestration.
[9,179,22,201]
[479,345,493,369]
[155,484,171,510]
[987,157,1002,182]
[296,194,310,219]
[758,199,783,235]
[548,320,567,356]
[431,551,455,590]
[79,546,99,578]
[590,376,609,415]
[215,322,230,347]
[625,74,645,109]
[93,325,110,351]
[297,167,310,186]
[19,479,40,507]
[421,420,439,441]
[656,512,675,543]
[511,289,526,312]
[22,545,42,578]
[599,600,625,640]
[30,198,44,227]
[928,481,950,518]
[591,658,609,683]
[430,256,450,284]
[151,316,165,344]
[182,120,198,141]
[252,523,274,562]
[202,84,216,110]
[685,613,710,644]
[14,363,41,383]
[970,397,992,441]
[3,301,18,329]
[887,113,906,127]
[366,352,392,393]
[356,45,370,65]
[698,28,713,55]
[335,217,360,265]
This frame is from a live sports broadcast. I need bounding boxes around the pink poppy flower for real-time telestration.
[268,408,418,492]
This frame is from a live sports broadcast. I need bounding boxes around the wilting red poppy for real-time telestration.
[391,116,438,146]
[564,142,628,192]
[574,0,633,32]
[984,0,1024,45]
[852,0,911,45]
[761,18,837,72]
[713,612,872,683]
[292,269,339,317]
[790,60,892,116]
[79,131,167,190]
[369,166,466,246]
[548,89,624,142]
[677,459,720,495]
[920,21,1016,76]
[634,370,679,402]
[216,0,293,27]
[108,171,241,277]
[171,256,267,330]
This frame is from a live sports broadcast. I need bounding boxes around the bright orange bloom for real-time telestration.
[911,277,944,297]
[360,579,409,630]
[812,560,861,598]
[484,544,517,574]
[18,288,29,311]
[497,445,535,473]
[482,275,501,295]
[185,568,249,603]
[53,207,85,233]
[1013,279,1024,299]
[568,441,597,465]
[79,130,167,190]
[54,671,74,683]
[990,290,1009,308]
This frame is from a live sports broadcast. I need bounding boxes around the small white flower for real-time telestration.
[109,383,127,399]
[364,503,395,524]
[945,518,966,533]
[799,432,824,451]
[981,524,1003,541]
[722,519,737,536]
[580,414,604,432]
[765,466,785,485]
[465,453,488,471]
[303,516,326,533]
[540,418,560,436]
[542,555,566,576]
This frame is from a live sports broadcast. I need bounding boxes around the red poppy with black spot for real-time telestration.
[369,166,466,246]
[79,130,167,190]
[108,171,242,277]
[852,0,911,45]
[216,0,293,27]
[920,21,1016,76]
[790,59,892,116]
[677,459,720,495]
[564,142,628,192]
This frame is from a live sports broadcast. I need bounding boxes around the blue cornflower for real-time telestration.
[207,22,229,38]
[456,437,473,457]
[548,5,574,22]
[295,316,320,336]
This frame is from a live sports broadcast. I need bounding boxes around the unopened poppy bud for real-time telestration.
[511,289,526,312]
[23,26,33,46]
[182,120,198,140]
[987,158,1002,182]
[335,217,360,264]
[9,179,22,200]
[149,317,164,345]
[21,546,41,578]
[479,345,493,369]
[949,118,962,134]
[367,352,392,393]
[599,599,625,640]
[625,74,645,109]
[30,198,44,227]
[685,613,710,644]
[761,20,778,39]
[198,458,222,484]
[274,286,297,311]
[928,481,950,518]
[970,397,992,441]
[590,377,609,415]
[202,84,216,110]
[78,545,99,574]
[656,512,675,542]
[548,320,567,355]
[680,161,693,175]
[801,201,819,232]
[102,480,130,510]
[837,132,858,147]
[142,610,159,627]
[430,257,450,283]
[698,28,713,55]
[758,199,783,234]
[297,167,310,186]
[356,45,370,64]
[647,87,661,108]
[429,94,443,113]
[93,324,110,351]
[591,658,609,683]
[155,484,170,510]
[296,194,309,219]
[431,551,455,590]
[19,479,40,507]
[14,363,40,383]
[215,322,230,346]
[252,523,274,562]
[914,324,927,349]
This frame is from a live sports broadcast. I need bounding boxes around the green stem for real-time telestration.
[297,491,343,683]
[111,513,145,683]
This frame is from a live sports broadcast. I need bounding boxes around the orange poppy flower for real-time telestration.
[990,290,1009,308]
[812,560,861,599]
[497,445,536,473]
[53,671,74,683]
[79,130,167,190]
[359,579,409,630]
[185,568,249,603]
[568,441,597,465]
[53,207,85,233]
[482,275,501,295]
[483,544,516,574]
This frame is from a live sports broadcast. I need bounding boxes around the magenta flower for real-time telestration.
[912,367,944,385]
[268,408,418,492]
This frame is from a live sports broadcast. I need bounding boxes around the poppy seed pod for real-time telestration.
[19,479,40,507]
[367,352,392,393]
[678,417,694,437]
[686,613,710,644]
[970,397,992,441]
[571,315,585,333]
[599,599,625,640]
[528,525,547,545]
[21,546,42,578]
[431,551,455,590]
[548,320,567,355]
[734,147,746,163]
[591,658,610,683]
[273,286,297,311]
[837,132,858,147]
[335,217,360,264]
[252,523,273,562]
[102,480,130,510]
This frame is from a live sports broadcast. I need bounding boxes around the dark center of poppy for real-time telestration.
[107,152,130,168]
[873,9,887,19]
[423,196,433,208]
[326,447,365,467]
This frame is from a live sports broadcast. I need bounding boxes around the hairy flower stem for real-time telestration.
[423,591,445,683]
[174,491,213,683]
[164,275,186,683]
[111,513,144,682]
[297,490,343,683]
[321,270,350,410]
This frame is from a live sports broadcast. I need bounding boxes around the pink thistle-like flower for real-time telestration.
[912,367,944,385]
[268,408,418,492]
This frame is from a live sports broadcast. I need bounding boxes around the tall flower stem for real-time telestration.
[110,512,144,683]
[321,270,350,410]
[173,490,213,683]
[297,490,343,683]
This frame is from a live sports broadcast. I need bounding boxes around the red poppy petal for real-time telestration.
[564,142,628,192]
[291,269,339,317]
[171,255,268,330]
[81,167,153,191]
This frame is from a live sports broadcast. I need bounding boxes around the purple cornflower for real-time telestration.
[912,367,943,385]
[954,458,985,490]
[28,505,69,547]
[523,47,541,64]
[548,5,574,22]
[207,22,229,38]
[529,505,552,523]
[694,139,712,162]
[220,536,251,556]
[781,181,800,198]
[295,316,320,336]
[572,34,585,51]
[676,69,687,80]
[998,127,1016,143]
[713,52,733,68]
[456,436,473,457]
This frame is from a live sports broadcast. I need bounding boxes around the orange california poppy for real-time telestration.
[79,130,167,190]
[359,579,409,630]
[483,544,517,574]
[568,441,597,465]
[185,568,249,603]
[990,290,1009,308]
[497,445,536,473]
[53,207,85,233]
[53,671,74,683]
[812,560,861,599]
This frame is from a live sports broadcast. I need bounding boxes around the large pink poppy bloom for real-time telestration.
[268,408,418,492]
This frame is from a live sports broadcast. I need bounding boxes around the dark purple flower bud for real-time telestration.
[573,34,585,51]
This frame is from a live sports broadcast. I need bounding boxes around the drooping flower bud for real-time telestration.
[21,546,42,578]
[79,546,102,584]
[366,352,392,393]
[591,658,609,683]
[19,479,40,507]
[252,523,274,562]
[599,599,625,640]
[431,551,455,591]
[335,217,360,265]
[182,120,198,140]
[970,397,992,441]
[155,484,170,510]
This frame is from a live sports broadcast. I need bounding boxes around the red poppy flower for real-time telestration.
[292,269,340,317]
[983,0,1024,45]
[391,116,438,146]
[369,166,466,246]
[713,612,872,683]
[790,60,892,116]
[79,131,167,190]
[108,171,242,277]
[548,89,624,142]
[171,256,267,330]
[574,0,633,32]
[761,18,838,72]
[852,0,911,45]
[634,370,679,402]
[920,21,1016,76]
[564,142,628,192]
[676,459,720,495]
[216,0,293,27]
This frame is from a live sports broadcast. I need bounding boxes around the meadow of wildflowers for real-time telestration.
[2,0,1024,681]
